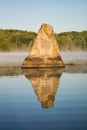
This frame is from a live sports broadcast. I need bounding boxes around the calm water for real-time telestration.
[0,68,87,130]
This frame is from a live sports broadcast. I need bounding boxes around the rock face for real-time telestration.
[23,68,63,108]
[22,23,65,68]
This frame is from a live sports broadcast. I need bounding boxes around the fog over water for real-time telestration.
[0,52,87,62]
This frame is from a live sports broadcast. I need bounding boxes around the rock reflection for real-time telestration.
[23,68,63,108]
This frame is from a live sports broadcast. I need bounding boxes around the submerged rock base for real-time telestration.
[22,55,64,68]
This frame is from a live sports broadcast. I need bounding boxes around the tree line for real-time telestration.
[0,29,87,51]
[0,29,36,51]
[55,31,87,51]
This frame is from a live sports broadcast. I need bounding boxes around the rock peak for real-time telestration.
[40,23,54,35]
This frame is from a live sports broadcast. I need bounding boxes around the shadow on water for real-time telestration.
[23,68,64,108]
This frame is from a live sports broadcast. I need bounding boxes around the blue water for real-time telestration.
[0,73,87,130]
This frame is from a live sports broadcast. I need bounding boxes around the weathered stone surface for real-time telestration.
[23,68,63,108]
[22,23,65,68]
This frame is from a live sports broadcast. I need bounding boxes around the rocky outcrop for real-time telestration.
[22,23,65,68]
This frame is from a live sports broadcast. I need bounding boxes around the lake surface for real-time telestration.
[0,68,87,130]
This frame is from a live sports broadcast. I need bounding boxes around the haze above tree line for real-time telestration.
[0,29,87,52]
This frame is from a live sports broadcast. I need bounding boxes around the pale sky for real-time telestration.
[0,0,87,33]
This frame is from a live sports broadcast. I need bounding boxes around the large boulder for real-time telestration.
[22,23,65,68]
